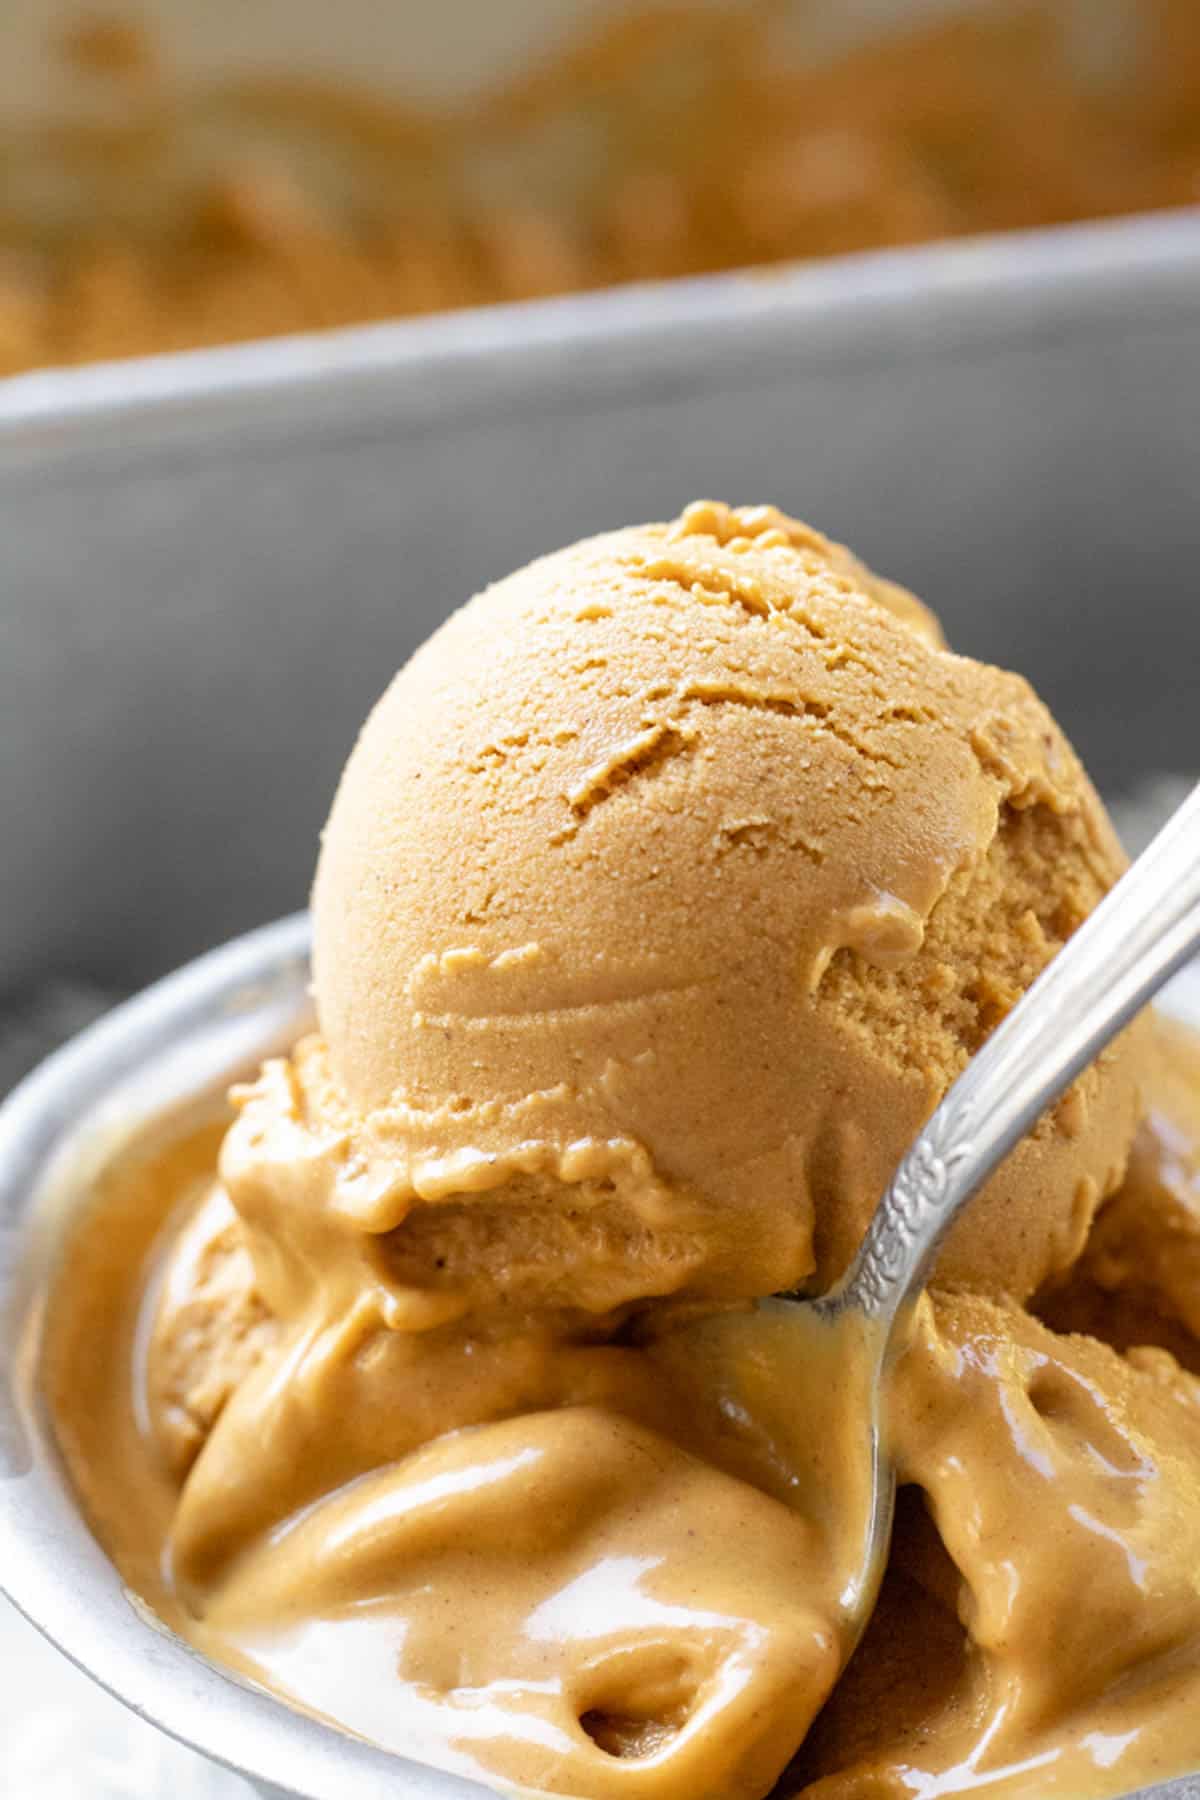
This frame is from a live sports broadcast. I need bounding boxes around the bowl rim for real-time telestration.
[0,913,498,1800]
[2,915,1200,1800]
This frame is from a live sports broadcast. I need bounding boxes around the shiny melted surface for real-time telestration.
[45,1021,1200,1800]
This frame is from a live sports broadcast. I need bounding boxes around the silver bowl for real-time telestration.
[2,915,1199,1800]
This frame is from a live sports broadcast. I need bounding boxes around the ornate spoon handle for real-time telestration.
[840,780,1200,1324]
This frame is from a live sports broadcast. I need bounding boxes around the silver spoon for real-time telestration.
[666,778,1200,1663]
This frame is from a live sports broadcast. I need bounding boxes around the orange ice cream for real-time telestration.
[47,503,1200,1800]
[309,500,1140,1307]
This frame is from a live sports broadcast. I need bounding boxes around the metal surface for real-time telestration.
[2,209,1199,999]
[1,917,1199,1800]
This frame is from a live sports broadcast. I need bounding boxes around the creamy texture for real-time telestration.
[1039,1017,1200,1367]
[797,1286,1200,1797]
[313,501,1141,1305]
[47,1035,1200,1800]
[44,502,1200,1800]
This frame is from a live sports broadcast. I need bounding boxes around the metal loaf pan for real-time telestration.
[2,211,1199,1002]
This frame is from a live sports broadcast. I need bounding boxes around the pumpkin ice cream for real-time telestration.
[47,503,1200,1800]
[306,499,1140,1311]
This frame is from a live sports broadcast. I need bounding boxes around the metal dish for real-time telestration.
[1,916,1200,1800]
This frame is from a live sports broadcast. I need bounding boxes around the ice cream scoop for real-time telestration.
[311,501,1144,1313]
[678,775,1200,1677]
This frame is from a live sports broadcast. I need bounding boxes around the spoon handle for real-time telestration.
[841,779,1200,1322]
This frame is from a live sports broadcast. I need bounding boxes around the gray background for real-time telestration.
[2,214,1198,1002]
